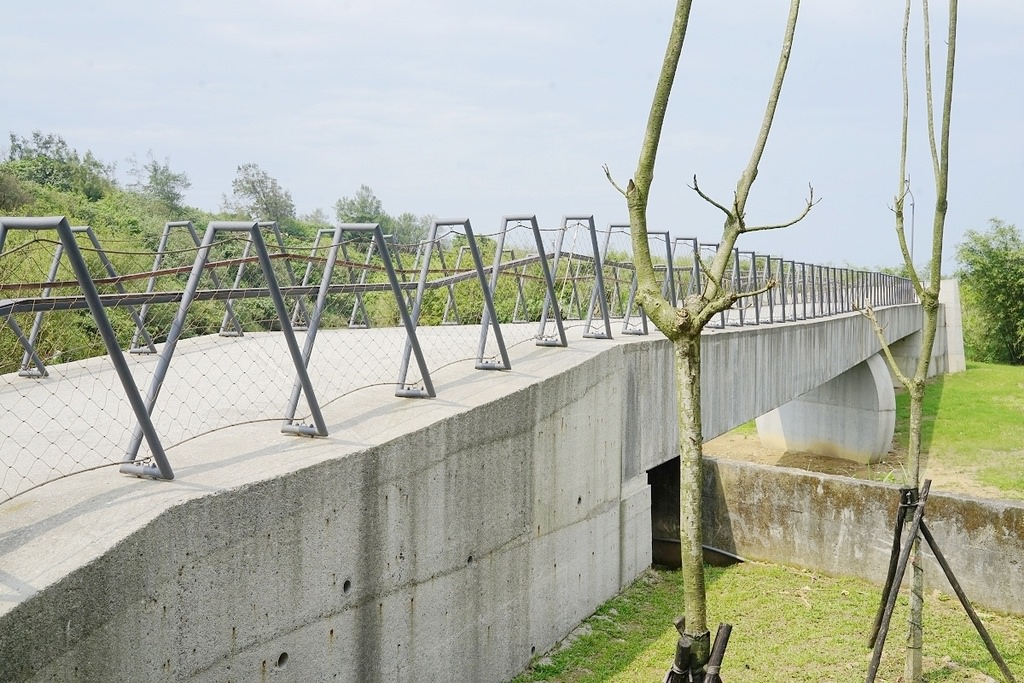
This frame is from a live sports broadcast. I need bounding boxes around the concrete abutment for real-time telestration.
[755,353,896,464]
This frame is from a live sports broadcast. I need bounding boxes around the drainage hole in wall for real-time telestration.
[467,555,474,565]
[577,496,582,505]
[531,646,536,656]
[343,579,352,594]
[276,652,289,669]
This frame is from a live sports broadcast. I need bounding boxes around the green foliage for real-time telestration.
[0,169,31,212]
[127,151,192,212]
[4,131,116,201]
[0,132,502,370]
[223,162,296,223]
[334,185,431,247]
[335,184,385,225]
[955,219,1024,364]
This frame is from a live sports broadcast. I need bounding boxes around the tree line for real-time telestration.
[1,130,1021,366]
[0,131,433,246]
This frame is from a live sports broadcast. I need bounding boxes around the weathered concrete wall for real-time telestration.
[0,342,663,683]
[703,458,1024,614]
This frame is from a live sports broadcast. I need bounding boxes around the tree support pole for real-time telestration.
[918,521,1017,682]
[868,487,914,648]
[867,481,1016,683]
[866,480,931,683]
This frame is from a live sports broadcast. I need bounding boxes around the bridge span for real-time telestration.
[1,296,966,682]
[2,215,973,682]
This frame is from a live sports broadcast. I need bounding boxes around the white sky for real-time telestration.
[2,1,1021,268]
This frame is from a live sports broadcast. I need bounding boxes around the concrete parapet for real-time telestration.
[703,458,1024,615]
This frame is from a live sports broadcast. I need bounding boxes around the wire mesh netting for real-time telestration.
[0,215,916,504]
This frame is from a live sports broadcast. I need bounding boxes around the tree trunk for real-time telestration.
[905,301,936,682]
[906,383,925,680]
[674,334,710,663]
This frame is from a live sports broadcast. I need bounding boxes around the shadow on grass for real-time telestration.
[894,370,946,464]
[510,566,729,683]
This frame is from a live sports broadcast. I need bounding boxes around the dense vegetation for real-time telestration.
[955,218,1024,365]
[0,131,444,374]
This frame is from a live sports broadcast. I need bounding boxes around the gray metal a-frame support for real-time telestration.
[291,227,335,330]
[347,239,378,329]
[13,225,158,376]
[598,224,632,318]
[562,215,613,340]
[403,218,509,379]
[124,221,329,467]
[130,221,244,350]
[0,216,174,480]
[495,215,567,348]
[224,220,311,335]
[598,223,645,335]
[439,245,467,325]
[672,237,702,300]
[623,229,675,336]
[285,223,434,405]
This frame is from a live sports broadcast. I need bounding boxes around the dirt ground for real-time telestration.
[704,430,1011,501]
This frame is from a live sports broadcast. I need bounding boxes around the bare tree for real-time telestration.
[604,0,811,673]
[862,1,958,680]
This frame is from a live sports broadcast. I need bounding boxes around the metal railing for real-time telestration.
[0,214,916,503]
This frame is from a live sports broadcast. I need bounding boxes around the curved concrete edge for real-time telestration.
[754,353,896,464]
[703,458,1024,615]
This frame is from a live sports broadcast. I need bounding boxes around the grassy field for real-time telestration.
[897,361,1024,495]
[511,362,1024,682]
[510,563,1024,682]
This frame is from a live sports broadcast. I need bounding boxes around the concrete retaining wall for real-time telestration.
[0,342,665,683]
[703,458,1024,614]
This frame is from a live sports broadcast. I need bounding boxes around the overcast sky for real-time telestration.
[2,1,1020,268]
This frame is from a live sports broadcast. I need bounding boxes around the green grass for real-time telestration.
[895,361,1024,494]
[512,362,1024,682]
[511,564,1024,682]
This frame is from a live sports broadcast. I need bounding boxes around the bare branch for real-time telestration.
[602,164,627,197]
[733,0,802,215]
[859,305,912,390]
[689,175,732,219]
[735,277,778,300]
[694,250,724,299]
[697,291,740,327]
[742,184,818,233]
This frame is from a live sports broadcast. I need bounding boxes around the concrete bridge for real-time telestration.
[0,217,979,682]
[1,300,972,682]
